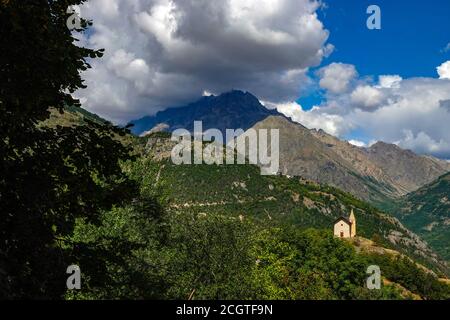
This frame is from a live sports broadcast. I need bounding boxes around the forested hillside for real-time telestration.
[388,173,450,261]
[58,128,449,299]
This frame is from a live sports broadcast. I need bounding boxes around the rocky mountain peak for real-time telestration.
[130,90,281,136]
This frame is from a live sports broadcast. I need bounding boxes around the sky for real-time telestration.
[299,0,450,109]
[74,0,450,159]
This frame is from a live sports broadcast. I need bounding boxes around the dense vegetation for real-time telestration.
[385,173,450,262]
[365,253,450,300]
[66,203,405,300]
[129,144,449,278]
[60,137,449,299]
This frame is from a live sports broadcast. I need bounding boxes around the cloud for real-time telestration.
[348,140,366,147]
[378,75,402,89]
[350,85,384,110]
[440,99,450,112]
[437,61,450,79]
[398,130,450,158]
[275,62,450,158]
[317,62,357,94]
[345,77,450,158]
[270,101,351,137]
[75,0,332,123]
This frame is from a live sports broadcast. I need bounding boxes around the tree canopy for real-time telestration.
[0,0,137,298]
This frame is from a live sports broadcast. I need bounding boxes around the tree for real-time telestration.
[0,0,137,299]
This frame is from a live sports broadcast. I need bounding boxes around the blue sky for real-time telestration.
[299,0,450,110]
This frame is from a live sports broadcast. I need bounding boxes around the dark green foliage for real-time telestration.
[0,0,136,299]
[364,253,450,300]
[67,200,405,300]
[0,0,101,128]
[66,198,168,299]
[66,202,258,299]
[251,228,368,299]
[68,195,447,299]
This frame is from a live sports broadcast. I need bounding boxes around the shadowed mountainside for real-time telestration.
[130,90,282,137]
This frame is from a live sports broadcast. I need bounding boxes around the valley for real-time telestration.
[40,103,450,300]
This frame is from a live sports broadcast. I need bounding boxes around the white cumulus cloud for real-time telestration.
[348,140,367,147]
[398,130,450,156]
[378,75,402,89]
[350,85,384,110]
[317,62,357,94]
[275,62,450,158]
[75,0,332,123]
[437,61,450,80]
[271,101,350,137]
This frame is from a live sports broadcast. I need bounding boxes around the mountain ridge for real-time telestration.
[130,90,282,137]
[364,140,450,194]
[249,115,450,203]
[130,91,450,203]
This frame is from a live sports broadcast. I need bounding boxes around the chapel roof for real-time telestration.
[334,216,352,225]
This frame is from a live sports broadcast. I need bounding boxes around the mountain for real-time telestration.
[249,116,450,204]
[138,133,449,278]
[130,91,450,204]
[41,106,450,298]
[390,173,450,261]
[365,141,450,195]
[130,90,281,136]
